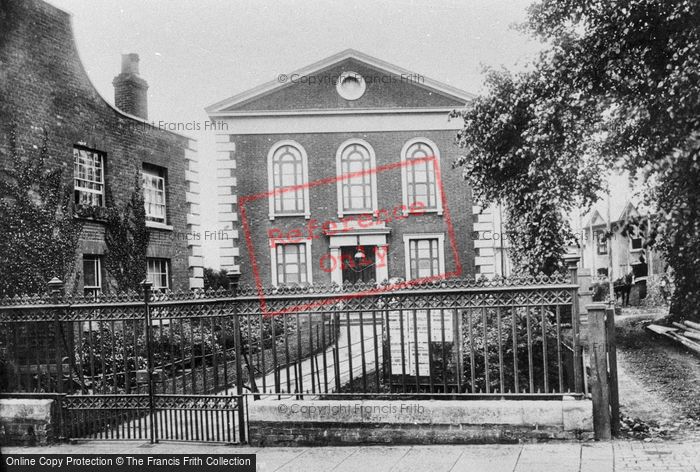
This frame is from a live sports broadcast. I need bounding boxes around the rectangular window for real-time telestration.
[406,159,436,209]
[74,147,105,206]
[630,237,643,251]
[142,165,167,223]
[596,231,608,255]
[342,172,373,213]
[408,238,440,279]
[147,258,170,290]
[276,243,308,285]
[83,255,102,297]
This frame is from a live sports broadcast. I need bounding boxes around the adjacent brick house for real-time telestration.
[207,50,475,287]
[0,0,203,293]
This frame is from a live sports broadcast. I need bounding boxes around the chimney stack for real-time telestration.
[113,53,148,120]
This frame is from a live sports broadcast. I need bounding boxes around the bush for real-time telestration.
[460,307,563,393]
[0,347,19,392]
[591,279,610,302]
[643,274,674,308]
[72,314,299,393]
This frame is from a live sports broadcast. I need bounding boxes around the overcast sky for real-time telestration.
[48,0,544,268]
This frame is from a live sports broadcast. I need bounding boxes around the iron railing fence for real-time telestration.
[234,274,583,397]
[1,273,583,401]
[0,272,584,442]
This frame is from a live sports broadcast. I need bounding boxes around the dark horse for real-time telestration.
[614,273,633,306]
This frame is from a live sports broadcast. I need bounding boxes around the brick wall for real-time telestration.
[0,0,202,291]
[232,130,474,286]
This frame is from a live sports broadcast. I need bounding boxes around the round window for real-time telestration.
[336,71,366,100]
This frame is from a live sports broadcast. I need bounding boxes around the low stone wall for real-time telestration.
[248,398,593,446]
[0,399,55,446]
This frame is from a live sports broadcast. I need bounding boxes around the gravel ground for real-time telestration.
[613,306,700,441]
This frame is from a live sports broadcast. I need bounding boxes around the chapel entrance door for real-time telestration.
[341,246,376,284]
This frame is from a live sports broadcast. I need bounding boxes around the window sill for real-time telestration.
[146,221,174,231]
[73,213,108,223]
[338,210,376,218]
[269,213,310,220]
[403,208,443,216]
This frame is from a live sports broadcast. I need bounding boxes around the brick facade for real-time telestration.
[0,0,203,292]
[232,130,473,286]
[207,50,475,286]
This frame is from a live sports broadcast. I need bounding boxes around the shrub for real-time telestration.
[643,274,674,308]
[591,279,609,302]
[0,347,19,392]
[460,307,563,393]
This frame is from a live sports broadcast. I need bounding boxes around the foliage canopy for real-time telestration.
[454,0,699,319]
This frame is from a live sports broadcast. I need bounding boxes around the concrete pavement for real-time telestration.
[3,440,699,471]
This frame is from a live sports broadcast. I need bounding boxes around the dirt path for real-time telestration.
[614,306,700,440]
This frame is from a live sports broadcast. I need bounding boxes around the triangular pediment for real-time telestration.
[206,49,473,115]
[618,201,639,222]
[584,209,606,228]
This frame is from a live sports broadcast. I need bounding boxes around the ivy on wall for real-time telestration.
[0,127,83,297]
[103,171,150,293]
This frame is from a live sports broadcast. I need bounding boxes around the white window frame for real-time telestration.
[147,258,170,290]
[267,140,310,220]
[336,138,378,218]
[83,255,102,296]
[142,165,167,224]
[628,226,644,252]
[74,147,105,207]
[402,233,446,281]
[400,138,443,216]
[630,237,644,252]
[269,238,313,287]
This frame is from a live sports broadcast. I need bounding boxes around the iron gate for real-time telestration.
[62,394,242,443]
[0,279,248,444]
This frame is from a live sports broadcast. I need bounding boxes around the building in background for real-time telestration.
[0,0,203,293]
[207,50,476,286]
[572,173,665,305]
[472,203,512,278]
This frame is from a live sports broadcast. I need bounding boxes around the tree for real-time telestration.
[0,127,82,297]
[103,172,149,292]
[452,68,605,275]
[455,0,700,320]
[203,267,229,291]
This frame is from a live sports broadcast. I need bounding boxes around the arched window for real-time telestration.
[401,138,442,214]
[336,139,377,217]
[267,141,310,219]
